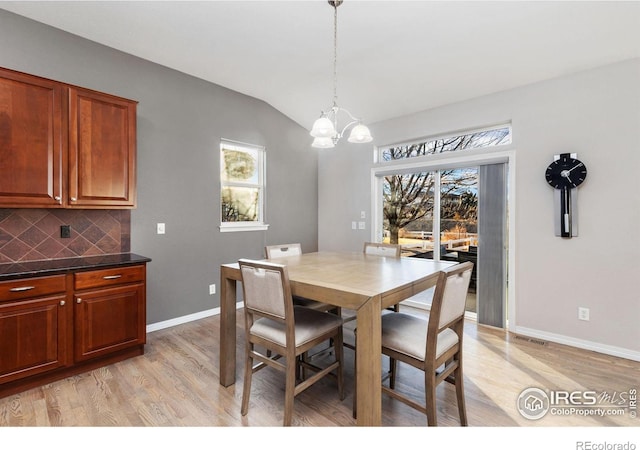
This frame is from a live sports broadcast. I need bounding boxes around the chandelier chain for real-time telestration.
[310,0,372,148]
[332,2,338,108]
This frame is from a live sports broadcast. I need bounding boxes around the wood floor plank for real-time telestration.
[0,307,638,428]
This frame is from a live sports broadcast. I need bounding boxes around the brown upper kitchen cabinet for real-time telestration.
[0,67,65,207]
[0,67,137,209]
[68,87,137,208]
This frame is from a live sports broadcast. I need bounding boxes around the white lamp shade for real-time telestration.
[312,136,335,149]
[347,123,373,143]
[310,117,336,138]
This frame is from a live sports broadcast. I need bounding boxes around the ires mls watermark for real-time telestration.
[517,387,637,420]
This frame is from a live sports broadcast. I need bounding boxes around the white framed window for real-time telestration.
[377,123,511,163]
[219,139,269,232]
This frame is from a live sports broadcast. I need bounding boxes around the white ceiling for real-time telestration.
[1,1,639,130]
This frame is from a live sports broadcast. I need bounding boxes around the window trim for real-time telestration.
[375,122,512,164]
[219,139,269,233]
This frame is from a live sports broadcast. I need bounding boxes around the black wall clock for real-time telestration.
[545,153,587,237]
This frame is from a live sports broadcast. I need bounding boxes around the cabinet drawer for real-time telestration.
[74,265,145,290]
[0,275,67,302]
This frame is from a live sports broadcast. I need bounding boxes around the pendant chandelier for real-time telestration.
[310,0,373,149]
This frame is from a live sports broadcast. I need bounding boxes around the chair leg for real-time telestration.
[389,357,397,389]
[300,352,309,380]
[334,330,345,401]
[241,344,254,416]
[454,360,468,426]
[425,371,438,426]
[283,354,297,426]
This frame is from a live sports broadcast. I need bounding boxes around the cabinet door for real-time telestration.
[0,68,64,208]
[68,87,137,208]
[74,283,145,361]
[0,295,70,384]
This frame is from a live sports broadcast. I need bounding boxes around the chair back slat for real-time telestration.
[265,243,302,258]
[438,266,473,328]
[239,259,289,319]
[426,261,473,348]
[363,242,402,258]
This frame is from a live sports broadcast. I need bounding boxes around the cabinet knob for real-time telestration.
[76,298,82,304]
[54,196,61,201]
[71,197,77,202]
[60,300,66,306]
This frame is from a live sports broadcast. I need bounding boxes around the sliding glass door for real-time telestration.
[382,167,479,313]
[377,163,507,327]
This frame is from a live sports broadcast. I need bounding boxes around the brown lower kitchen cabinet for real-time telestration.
[74,265,146,362]
[0,275,71,385]
[0,259,148,398]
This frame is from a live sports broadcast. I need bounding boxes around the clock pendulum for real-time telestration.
[545,153,588,238]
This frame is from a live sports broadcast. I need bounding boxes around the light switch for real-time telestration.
[352,221,357,230]
[157,223,166,234]
[360,211,366,219]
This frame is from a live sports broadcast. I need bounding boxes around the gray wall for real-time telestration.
[319,58,640,359]
[0,10,318,324]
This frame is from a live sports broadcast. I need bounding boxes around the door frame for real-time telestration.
[371,146,517,331]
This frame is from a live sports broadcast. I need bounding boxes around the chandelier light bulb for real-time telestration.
[347,123,373,143]
[312,136,336,149]
[310,116,337,138]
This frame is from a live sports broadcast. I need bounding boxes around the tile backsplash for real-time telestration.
[0,209,130,263]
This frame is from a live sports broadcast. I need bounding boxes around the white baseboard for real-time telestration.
[514,326,640,362]
[146,301,242,333]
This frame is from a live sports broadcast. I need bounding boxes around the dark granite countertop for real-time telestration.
[0,253,152,281]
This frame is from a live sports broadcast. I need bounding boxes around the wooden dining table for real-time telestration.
[219,251,456,426]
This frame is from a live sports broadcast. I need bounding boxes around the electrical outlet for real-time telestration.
[578,307,590,321]
[209,284,216,295]
[358,221,365,230]
[157,223,166,234]
[60,225,71,238]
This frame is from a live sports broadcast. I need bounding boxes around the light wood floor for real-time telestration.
[1,307,638,428]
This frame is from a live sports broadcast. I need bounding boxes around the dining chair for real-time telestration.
[378,261,473,426]
[343,242,404,360]
[238,259,345,426]
[266,243,341,374]
[265,243,340,315]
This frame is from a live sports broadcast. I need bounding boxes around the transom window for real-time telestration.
[379,124,511,162]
